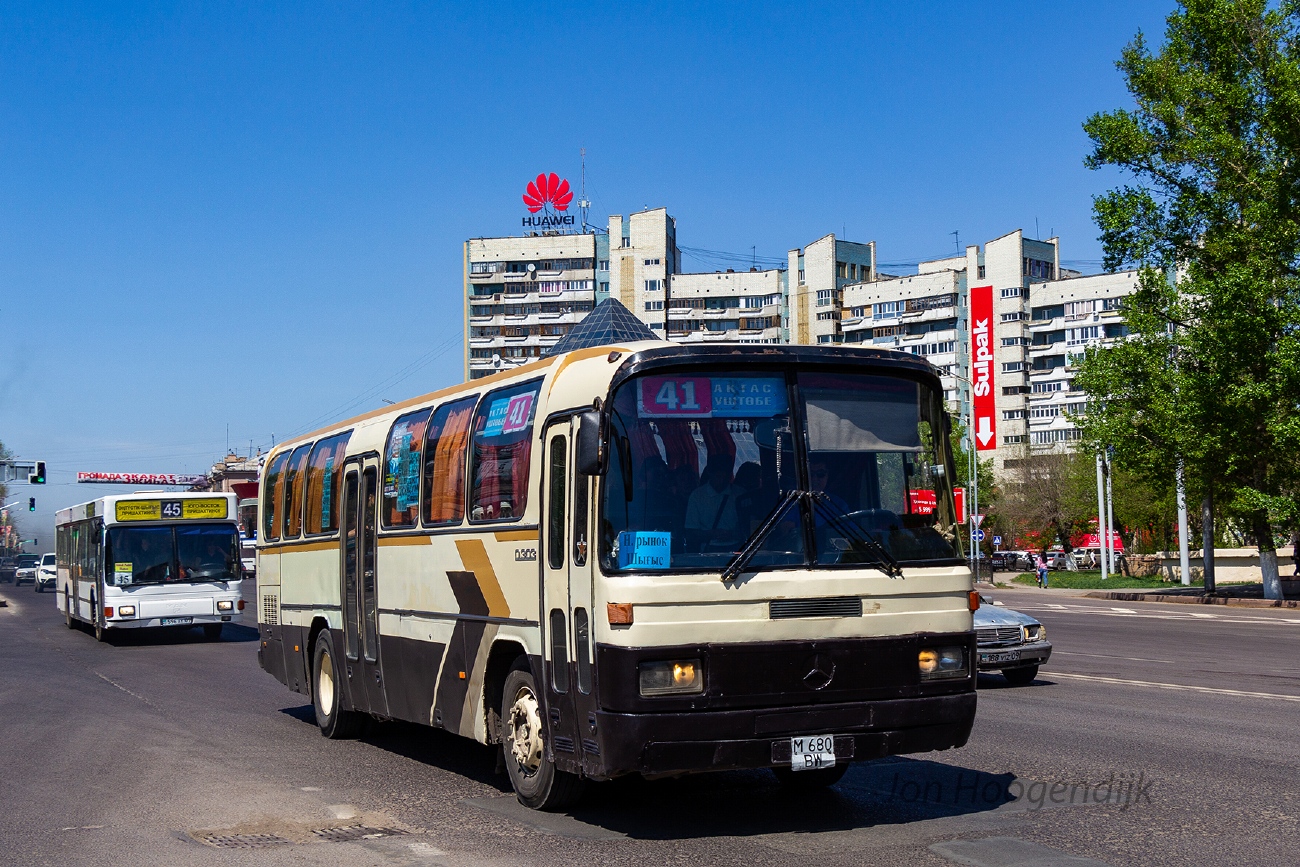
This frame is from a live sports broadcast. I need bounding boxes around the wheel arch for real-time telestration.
[482,639,529,743]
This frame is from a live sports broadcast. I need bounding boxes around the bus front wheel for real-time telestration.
[312,632,362,739]
[500,661,584,811]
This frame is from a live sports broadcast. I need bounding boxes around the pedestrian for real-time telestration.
[1036,552,1049,589]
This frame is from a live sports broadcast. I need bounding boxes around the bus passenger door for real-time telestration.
[339,460,389,717]
[566,416,600,776]
[541,423,581,771]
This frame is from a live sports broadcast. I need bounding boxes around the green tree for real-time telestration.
[1078,0,1300,599]
[995,448,1098,564]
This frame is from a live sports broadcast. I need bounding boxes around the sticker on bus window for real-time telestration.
[637,376,786,419]
[481,393,536,438]
[322,456,335,527]
[114,562,133,586]
[617,531,671,570]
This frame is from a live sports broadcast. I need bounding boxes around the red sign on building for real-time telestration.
[969,285,997,451]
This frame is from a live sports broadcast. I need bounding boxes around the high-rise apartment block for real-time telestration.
[463,206,1137,468]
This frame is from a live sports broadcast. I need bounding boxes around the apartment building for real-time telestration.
[608,208,680,334]
[464,233,606,380]
[787,235,877,345]
[667,268,787,344]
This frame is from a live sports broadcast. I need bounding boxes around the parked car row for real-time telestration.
[0,553,57,589]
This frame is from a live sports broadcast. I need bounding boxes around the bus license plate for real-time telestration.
[982,649,1021,664]
[790,735,837,771]
[161,617,193,626]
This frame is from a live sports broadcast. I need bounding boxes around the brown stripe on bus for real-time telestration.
[493,529,538,542]
[454,539,511,619]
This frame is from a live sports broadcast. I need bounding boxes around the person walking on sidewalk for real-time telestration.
[1036,553,1049,589]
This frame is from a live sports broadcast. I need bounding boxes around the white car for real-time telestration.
[34,553,56,593]
[13,554,39,586]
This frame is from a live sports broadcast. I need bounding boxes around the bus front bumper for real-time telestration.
[106,613,242,629]
[589,692,977,778]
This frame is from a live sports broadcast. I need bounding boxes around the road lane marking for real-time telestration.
[1000,603,1300,625]
[1055,650,1176,664]
[1052,671,1300,702]
[1110,607,1137,613]
[1188,612,1217,618]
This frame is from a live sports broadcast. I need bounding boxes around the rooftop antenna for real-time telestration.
[1035,217,1040,240]
[578,147,591,232]
[751,245,756,269]
[951,230,960,252]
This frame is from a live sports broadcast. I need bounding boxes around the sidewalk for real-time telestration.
[979,577,1300,609]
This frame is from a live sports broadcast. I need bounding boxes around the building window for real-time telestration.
[1102,296,1124,311]
[598,260,609,271]
[644,279,662,292]
[978,265,986,279]
[1000,287,1024,298]
[1002,362,1024,373]
[816,311,837,321]
[872,300,903,320]
[643,258,660,266]
[1003,409,1025,420]
[837,262,848,279]
[620,237,631,248]
[1024,258,1055,280]
[798,269,805,283]
[816,289,835,308]
[644,300,664,311]
[1003,434,1026,445]
[650,322,663,330]
[1000,311,1028,322]
[599,282,609,293]
[1030,428,1082,445]
[1001,336,1027,347]
[1002,385,1031,395]
[1031,381,1064,393]
[817,335,833,344]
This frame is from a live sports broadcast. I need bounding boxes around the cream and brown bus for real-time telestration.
[256,339,977,809]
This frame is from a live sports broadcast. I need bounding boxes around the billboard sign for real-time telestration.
[77,472,208,486]
[970,284,997,451]
[521,172,576,229]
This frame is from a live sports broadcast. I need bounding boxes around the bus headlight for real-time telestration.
[217,600,234,612]
[919,646,967,680]
[117,605,136,618]
[639,659,704,696]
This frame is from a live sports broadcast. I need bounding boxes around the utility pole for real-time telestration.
[1105,446,1116,575]
[1202,493,1216,593]
[1175,461,1191,585]
[1096,453,1108,580]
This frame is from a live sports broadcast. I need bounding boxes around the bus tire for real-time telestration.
[312,632,362,739]
[771,762,850,791]
[501,662,585,811]
[203,624,223,641]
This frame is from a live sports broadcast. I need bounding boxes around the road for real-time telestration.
[0,581,1297,866]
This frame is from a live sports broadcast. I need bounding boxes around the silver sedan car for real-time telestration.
[973,594,1052,685]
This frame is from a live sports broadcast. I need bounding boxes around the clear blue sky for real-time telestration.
[0,1,1172,539]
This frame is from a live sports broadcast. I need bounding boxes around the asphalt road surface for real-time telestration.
[1,580,1297,866]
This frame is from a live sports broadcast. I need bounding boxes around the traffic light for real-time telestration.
[28,498,35,512]
[28,461,45,484]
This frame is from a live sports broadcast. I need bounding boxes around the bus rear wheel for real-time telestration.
[312,632,363,739]
[500,661,584,811]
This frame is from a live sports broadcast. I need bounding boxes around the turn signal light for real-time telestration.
[103,607,114,618]
[968,590,980,612]
[237,599,245,611]
[607,602,633,625]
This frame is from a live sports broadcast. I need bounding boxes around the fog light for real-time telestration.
[118,605,136,618]
[217,600,234,612]
[639,659,704,696]
[920,646,967,680]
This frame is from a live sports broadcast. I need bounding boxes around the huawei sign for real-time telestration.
[523,172,574,213]
[521,172,577,229]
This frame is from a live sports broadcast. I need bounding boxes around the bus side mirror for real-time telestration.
[576,411,604,476]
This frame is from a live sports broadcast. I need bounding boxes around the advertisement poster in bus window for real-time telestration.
[637,376,786,419]
[386,423,421,511]
[322,457,335,526]
[481,391,536,438]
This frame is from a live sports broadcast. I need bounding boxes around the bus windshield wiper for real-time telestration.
[720,491,903,582]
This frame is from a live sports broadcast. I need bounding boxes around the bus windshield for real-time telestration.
[106,524,242,586]
[600,369,962,574]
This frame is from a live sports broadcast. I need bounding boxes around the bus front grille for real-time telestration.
[262,594,279,625]
[769,597,863,619]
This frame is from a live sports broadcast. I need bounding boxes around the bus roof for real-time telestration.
[55,491,238,527]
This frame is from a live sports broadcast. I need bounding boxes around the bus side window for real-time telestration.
[306,432,352,535]
[547,436,566,570]
[283,444,311,539]
[263,451,290,542]
[423,397,477,526]
[383,407,433,529]
[468,380,542,523]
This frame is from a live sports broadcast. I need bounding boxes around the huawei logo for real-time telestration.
[523,172,574,213]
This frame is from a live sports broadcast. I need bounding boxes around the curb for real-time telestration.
[1084,591,1299,609]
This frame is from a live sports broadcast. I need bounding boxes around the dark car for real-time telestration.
[0,557,15,583]
[973,594,1053,685]
[990,551,1022,571]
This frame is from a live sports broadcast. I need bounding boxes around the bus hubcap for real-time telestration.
[318,650,335,712]
[507,686,544,775]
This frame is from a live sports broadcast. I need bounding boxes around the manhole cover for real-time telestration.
[313,825,406,843]
[197,832,293,849]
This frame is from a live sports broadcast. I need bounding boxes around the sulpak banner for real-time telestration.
[969,285,997,451]
[77,472,208,486]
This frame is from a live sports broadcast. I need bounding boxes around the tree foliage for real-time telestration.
[1077,0,1300,596]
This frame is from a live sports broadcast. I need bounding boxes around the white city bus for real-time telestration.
[57,492,246,641]
[257,341,977,809]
